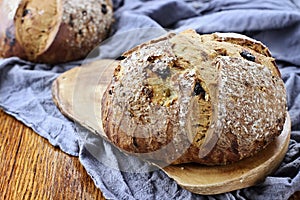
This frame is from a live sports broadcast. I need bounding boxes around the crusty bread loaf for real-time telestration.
[101,30,287,166]
[0,0,113,64]
[0,0,26,59]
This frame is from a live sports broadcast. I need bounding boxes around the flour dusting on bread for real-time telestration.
[102,30,286,165]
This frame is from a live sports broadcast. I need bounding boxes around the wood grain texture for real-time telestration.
[0,110,106,200]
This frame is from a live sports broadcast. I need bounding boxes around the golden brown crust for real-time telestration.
[206,32,280,77]
[0,0,113,64]
[102,30,287,165]
[0,0,26,58]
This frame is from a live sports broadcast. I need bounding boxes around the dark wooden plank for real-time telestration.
[0,110,106,200]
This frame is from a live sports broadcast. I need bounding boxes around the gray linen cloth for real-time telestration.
[1,0,300,199]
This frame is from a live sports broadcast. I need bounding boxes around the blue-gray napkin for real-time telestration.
[1,0,300,199]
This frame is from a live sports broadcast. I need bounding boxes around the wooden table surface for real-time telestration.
[0,110,106,200]
[0,109,299,200]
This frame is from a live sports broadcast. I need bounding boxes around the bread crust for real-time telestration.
[0,0,113,64]
[0,0,26,58]
[102,30,287,165]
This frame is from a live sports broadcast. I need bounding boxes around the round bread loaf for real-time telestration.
[0,0,113,64]
[101,30,287,166]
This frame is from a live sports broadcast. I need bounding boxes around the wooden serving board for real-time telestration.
[52,59,291,195]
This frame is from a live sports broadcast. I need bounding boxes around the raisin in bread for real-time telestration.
[0,0,113,64]
[101,29,287,165]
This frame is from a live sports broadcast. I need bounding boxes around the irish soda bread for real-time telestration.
[0,0,113,64]
[101,30,287,166]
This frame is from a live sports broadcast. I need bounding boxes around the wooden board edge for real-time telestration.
[162,112,291,195]
[51,67,80,123]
